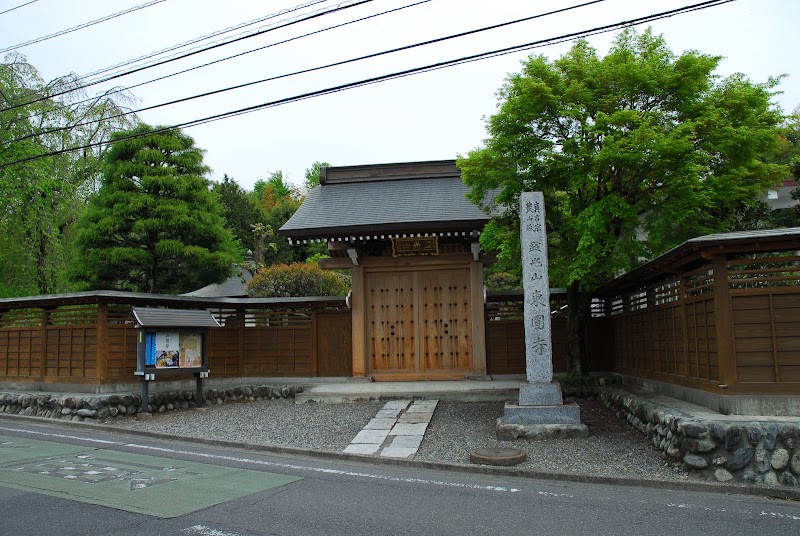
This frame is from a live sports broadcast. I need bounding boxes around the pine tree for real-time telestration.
[71,124,240,294]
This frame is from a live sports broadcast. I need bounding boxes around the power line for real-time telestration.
[0,0,372,113]
[78,0,329,82]
[4,0,606,145]
[41,0,431,115]
[0,0,38,17]
[0,0,737,169]
[0,0,167,54]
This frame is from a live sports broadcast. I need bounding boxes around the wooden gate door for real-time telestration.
[366,268,472,377]
[367,272,416,373]
[421,269,472,373]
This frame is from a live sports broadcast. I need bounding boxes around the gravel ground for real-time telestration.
[106,397,696,483]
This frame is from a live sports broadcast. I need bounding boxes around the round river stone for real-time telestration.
[469,447,528,467]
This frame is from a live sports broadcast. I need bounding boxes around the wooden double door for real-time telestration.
[366,268,473,376]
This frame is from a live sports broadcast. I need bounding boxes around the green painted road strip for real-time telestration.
[0,434,301,518]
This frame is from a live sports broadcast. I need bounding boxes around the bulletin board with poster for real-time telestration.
[143,331,205,369]
[132,307,220,414]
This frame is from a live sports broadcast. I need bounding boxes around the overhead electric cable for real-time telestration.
[0,0,372,114]
[0,0,167,54]
[0,0,737,169]
[0,0,38,17]
[5,0,606,144]
[47,0,432,114]
[78,0,329,81]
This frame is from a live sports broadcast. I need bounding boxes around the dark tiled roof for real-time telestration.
[279,160,497,241]
[595,227,800,297]
[131,307,220,327]
[183,268,252,298]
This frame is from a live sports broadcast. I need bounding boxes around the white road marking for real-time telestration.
[125,443,521,493]
[182,524,250,536]
[0,424,518,493]
[760,511,800,521]
[5,422,799,522]
[0,426,118,445]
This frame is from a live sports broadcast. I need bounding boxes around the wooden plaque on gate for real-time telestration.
[391,236,439,257]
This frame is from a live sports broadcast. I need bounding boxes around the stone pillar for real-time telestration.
[496,192,587,440]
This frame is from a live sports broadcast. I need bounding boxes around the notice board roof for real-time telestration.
[131,307,221,328]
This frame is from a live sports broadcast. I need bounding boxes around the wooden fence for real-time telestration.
[484,291,569,376]
[593,232,800,395]
[0,292,350,386]
[3,229,798,396]
[1,290,571,386]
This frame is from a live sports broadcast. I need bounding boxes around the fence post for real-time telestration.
[39,308,49,381]
[96,303,109,383]
[712,255,736,387]
[351,264,366,377]
[311,307,319,376]
[237,307,245,376]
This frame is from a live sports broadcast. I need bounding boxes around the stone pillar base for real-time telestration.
[496,420,589,440]
[497,399,588,440]
[518,382,563,405]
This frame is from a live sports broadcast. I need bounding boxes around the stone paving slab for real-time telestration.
[350,429,390,444]
[406,404,437,413]
[382,400,412,410]
[363,418,397,430]
[344,400,438,458]
[397,412,433,423]
[380,447,418,458]
[343,444,381,455]
[388,435,423,449]
[389,422,430,436]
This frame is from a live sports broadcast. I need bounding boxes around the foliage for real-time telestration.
[70,124,240,294]
[254,169,326,265]
[0,52,137,295]
[460,28,787,372]
[212,174,269,251]
[247,262,350,297]
[766,108,800,226]
[485,271,521,292]
[303,160,331,190]
[462,28,787,289]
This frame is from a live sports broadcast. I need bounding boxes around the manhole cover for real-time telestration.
[469,447,527,466]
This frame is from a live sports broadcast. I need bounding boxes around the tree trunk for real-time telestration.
[566,281,590,376]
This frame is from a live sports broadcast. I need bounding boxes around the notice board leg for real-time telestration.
[195,374,204,408]
[140,377,149,414]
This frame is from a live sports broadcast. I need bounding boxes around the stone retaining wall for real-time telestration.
[602,387,800,487]
[0,384,303,423]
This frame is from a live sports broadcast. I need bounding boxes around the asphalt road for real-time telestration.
[1,417,798,536]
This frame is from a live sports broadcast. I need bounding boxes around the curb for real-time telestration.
[1,412,799,501]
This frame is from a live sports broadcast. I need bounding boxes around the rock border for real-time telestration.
[601,386,800,488]
[0,384,302,423]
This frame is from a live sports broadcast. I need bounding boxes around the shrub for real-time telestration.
[247,262,351,297]
[486,271,521,291]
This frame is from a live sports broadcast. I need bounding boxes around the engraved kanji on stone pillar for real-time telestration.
[520,192,552,384]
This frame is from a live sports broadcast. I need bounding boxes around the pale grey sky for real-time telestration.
[3,0,798,189]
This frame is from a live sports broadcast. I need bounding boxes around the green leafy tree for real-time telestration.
[253,169,325,265]
[212,174,268,251]
[0,53,136,295]
[70,124,240,294]
[765,107,800,227]
[247,262,350,297]
[303,160,331,190]
[460,28,787,374]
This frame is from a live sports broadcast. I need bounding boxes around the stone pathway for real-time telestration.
[343,399,438,458]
